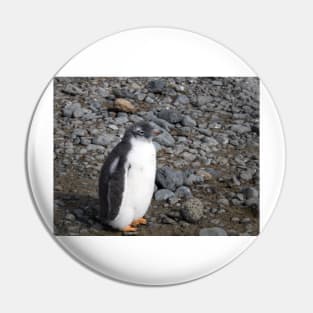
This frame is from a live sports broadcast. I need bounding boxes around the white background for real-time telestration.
[0,1,312,312]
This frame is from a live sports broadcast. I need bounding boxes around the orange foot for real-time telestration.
[132,217,147,226]
[122,225,137,232]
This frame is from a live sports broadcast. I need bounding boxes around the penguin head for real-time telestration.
[126,122,160,141]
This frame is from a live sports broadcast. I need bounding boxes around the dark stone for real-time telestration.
[175,186,193,199]
[147,79,166,93]
[199,227,227,236]
[158,109,183,124]
[156,166,184,191]
[174,94,190,105]
[154,189,175,201]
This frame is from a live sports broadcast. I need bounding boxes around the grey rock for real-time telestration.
[63,102,81,117]
[210,218,221,225]
[145,96,155,104]
[158,109,183,124]
[240,170,254,181]
[212,80,223,86]
[205,137,219,146]
[182,115,196,127]
[73,108,84,118]
[129,114,143,123]
[115,116,128,124]
[150,116,172,131]
[182,151,196,162]
[147,79,166,93]
[231,124,251,134]
[135,92,146,101]
[198,128,212,136]
[156,166,184,191]
[112,88,134,99]
[184,173,204,186]
[181,198,204,223]
[217,198,229,207]
[73,209,84,217]
[72,128,86,137]
[160,214,177,225]
[80,137,91,146]
[242,187,259,199]
[199,227,227,236]
[215,134,229,145]
[92,134,115,146]
[241,217,251,224]
[108,124,119,130]
[167,211,181,219]
[174,94,190,105]
[88,99,101,111]
[209,122,222,129]
[154,189,175,201]
[96,87,110,97]
[91,223,104,231]
[86,144,105,152]
[197,95,213,106]
[65,213,76,221]
[154,131,175,147]
[231,217,240,223]
[168,196,179,205]
[175,186,192,199]
[63,84,83,95]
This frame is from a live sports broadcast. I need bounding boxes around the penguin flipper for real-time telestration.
[99,149,128,223]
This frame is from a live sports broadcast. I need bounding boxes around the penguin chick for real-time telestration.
[98,121,160,232]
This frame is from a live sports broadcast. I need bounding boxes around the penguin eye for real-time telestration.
[137,129,145,136]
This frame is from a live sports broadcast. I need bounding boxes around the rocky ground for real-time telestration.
[54,77,259,236]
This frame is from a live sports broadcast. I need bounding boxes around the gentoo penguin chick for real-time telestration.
[98,122,160,232]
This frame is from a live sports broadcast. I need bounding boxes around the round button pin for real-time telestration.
[26,28,285,285]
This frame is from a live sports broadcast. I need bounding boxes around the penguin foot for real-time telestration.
[122,225,137,232]
[132,217,147,226]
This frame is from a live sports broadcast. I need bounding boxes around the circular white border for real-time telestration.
[26,27,285,285]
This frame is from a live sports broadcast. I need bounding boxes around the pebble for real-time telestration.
[231,124,251,134]
[65,213,76,222]
[182,151,196,162]
[241,217,251,224]
[199,227,227,236]
[63,83,83,95]
[197,95,213,106]
[63,102,81,118]
[160,214,177,225]
[182,115,196,127]
[174,94,190,105]
[147,79,166,93]
[92,134,115,146]
[154,130,175,147]
[242,187,259,199]
[158,109,183,124]
[217,198,230,207]
[175,186,193,199]
[184,173,204,186]
[114,98,136,113]
[231,217,240,223]
[154,189,175,201]
[181,198,204,223]
[156,166,184,191]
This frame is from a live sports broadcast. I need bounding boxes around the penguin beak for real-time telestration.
[152,129,161,136]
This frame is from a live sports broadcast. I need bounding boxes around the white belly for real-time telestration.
[110,138,156,230]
